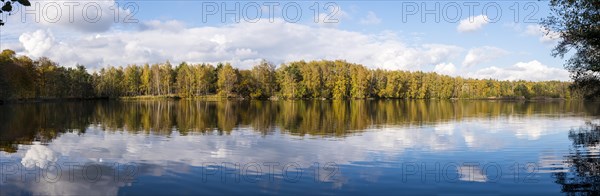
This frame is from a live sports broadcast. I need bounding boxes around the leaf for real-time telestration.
[16,0,29,6]
[1,2,11,12]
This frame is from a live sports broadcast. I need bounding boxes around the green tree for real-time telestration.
[67,65,93,98]
[543,0,600,99]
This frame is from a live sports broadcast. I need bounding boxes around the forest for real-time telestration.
[0,49,578,101]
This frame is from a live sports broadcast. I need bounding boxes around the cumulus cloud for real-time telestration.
[16,19,463,70]
[524,24,560,43]
[359,11,381,25]
[462,46,509,67]
[467,60,570,81]
[457,15,489,33]
[433,63,457,76]
[18,30,55,57]
[8,18,569,82]
[18,29,104,67]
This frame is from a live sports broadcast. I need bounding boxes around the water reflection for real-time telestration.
[552,122,600,194]
[458,165,488,182]
[0,100,599,195]
[2,100,598,151]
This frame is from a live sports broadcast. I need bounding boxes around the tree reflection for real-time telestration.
[553,122,600,195]
[0,100,598,153]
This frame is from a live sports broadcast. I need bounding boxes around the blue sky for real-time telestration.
[0,0,570,81]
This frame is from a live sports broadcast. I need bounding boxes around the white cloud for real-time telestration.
[467,60,570,81]
[433,63,457,76]
[18,29,107,68]
[8,19,570,82]
[359,11,381,25]
[11,22,570,82]
[14,19,462,71]
[462,46,509,67]
[524,24,560,43]
[457,15,489,33]
[20,0,131,32]
[18,30,55,57]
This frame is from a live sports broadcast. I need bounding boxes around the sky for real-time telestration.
[0,0,571,81]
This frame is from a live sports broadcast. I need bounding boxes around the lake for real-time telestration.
[1,100,599,195]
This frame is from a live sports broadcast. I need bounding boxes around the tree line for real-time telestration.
[0,49,579,101]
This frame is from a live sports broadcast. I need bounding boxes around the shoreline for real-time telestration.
[0,95,572,105]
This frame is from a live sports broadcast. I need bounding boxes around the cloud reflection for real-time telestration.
[0,116,592,195]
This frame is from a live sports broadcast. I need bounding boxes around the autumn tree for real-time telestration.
[349,65,371,99]
[95,67,125,97]
[140,64,152,95]
[217,63,238,97]
[0,53,579,101]
[238,70,257,98]
[300,61,323,98]
[160,61,174,95]
[251,60,277,99]
[194,64,216,95]
[277,63,303,99]
[0,50,35,99]
[176,62,194,97]
[124,65,142,96]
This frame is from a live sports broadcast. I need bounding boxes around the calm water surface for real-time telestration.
[0,100,599,195]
